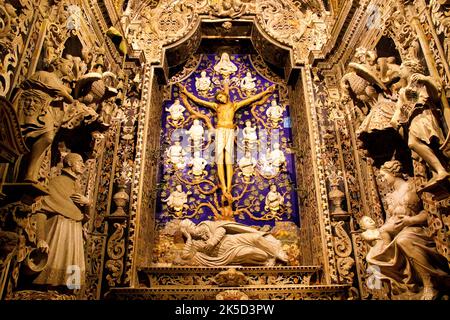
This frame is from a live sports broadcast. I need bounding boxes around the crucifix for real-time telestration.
[177,79,275,202]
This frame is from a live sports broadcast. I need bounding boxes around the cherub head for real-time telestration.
[246,71,252,78]
[201,71,207,77]
[245,120,252,127]
[193,119,200,126]
[271,100,278,107]
[270,184,277,192]
[175,184,183,192]
[273,143,280,150]
[359,216,377,230]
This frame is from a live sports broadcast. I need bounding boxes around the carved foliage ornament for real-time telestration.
[134,0,328,64]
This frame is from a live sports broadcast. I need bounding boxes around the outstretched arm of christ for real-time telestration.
[234,85,276,111]
[176,83,217,111]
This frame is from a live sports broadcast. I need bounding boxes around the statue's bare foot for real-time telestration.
[436,171,450,182]
[421,286,438,300]
[426,172,450,187]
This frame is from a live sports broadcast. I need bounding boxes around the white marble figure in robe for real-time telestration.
[266,100,283,125]
[163,185,188,213]
[166,98,185,123]
[191,151,208,177]
[242,120,257,148]
[214,52,237,76]
[264,184,284,215]
[268,143,286,170]
[177,219,288,267]
[240,71,256,92]
[187,119,204,149]
[195,71,211,92]
[167,140,186,170]
[33,153,90,287]
[238,151,257,179]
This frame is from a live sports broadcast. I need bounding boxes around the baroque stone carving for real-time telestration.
[33,153,90,288]
[174,219,288,267]
[360,160,449,300]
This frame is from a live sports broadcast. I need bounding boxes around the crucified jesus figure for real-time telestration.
[177,82,275,201]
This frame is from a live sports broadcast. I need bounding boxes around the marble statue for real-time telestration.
[163,185,189,213]
[240,71,256,92]
[238,151,257,180]
[343,48,397,150]
[266,100,283,125]
[360,160,449,300]
[167,140,186,170]
[390,60,449,187]
[178,83,275,200]
[195,71,211,92]
[242,120,257,148]
[166,99,186,123]
[186,119,204,149]
[176,219,288,266]
[13,56,98,183]
[213,52,238,76]
[191,152,208,177]
[209,0,247,18]
[268,143,286,169]
[33,153,90,287]
[264,185,284,217]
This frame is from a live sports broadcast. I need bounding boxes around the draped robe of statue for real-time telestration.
[182,221,287,266]
[33,168,86,286]
[365,178,449,295]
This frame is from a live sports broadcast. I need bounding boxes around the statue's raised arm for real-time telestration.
[176,83,217,111]
[234,85,276,111]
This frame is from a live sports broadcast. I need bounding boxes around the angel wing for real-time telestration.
[348,62,388,92]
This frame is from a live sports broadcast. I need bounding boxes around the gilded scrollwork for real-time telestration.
[0,0,34,96]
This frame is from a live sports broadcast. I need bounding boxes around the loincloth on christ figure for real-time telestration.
[215,127,235,164]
